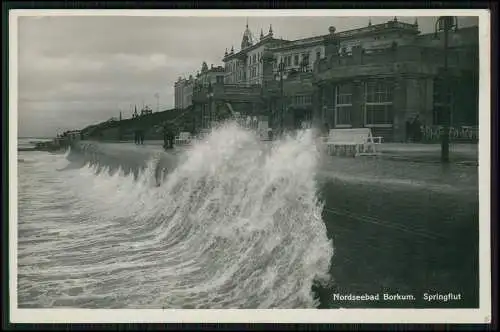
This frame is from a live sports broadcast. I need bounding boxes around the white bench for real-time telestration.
[174,132,192,145]
[325,128,383,157]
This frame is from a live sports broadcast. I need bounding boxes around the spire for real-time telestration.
[414,17,418,27]
[225,48,228,56]
[231,45,234,53]
[260,28,264,40]
[269,24,273,36]
[241,20,254,49]
[368,17,372,26]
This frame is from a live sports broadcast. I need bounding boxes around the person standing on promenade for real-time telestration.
[139,129,145,145]
[405,119,412,143]
[410,115,422,143]
[162,121,175,150]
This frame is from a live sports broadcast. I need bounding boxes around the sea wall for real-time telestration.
[69,141,182,184]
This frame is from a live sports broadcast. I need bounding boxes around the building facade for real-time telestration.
[223,24,289,85]
[197,62,226,86]
[174,63,226,111]
[186,18,478,141]
[313,18,478,141]
[174,77,191,110]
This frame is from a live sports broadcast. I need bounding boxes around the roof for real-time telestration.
[268,35,327,52]
[264,19,420,52]
[223,37,289,61]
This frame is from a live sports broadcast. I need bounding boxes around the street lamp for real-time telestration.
[434,16,458,163]
[206,82,214,129]
[154,92,160,113]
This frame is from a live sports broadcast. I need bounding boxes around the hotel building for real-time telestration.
[178,17,478,142]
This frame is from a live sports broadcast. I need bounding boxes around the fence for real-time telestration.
[420,125,478,142]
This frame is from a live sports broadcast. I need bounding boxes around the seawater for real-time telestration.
[17,123,334,309]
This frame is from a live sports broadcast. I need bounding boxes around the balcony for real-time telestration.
[314,44,467,82]
[191,83,263,103]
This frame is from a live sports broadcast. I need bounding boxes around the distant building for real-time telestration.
[140,105,153,116]
[174,75,196,110]
[183,75,194,109]
[174,77,193,109]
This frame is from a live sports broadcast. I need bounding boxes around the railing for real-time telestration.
[314,44,464,73]
[223,83,253,88]
[420,125,478,142]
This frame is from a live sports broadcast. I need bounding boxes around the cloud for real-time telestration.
[15,14,479,137]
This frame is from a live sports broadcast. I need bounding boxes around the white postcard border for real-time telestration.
[9,8,492,324]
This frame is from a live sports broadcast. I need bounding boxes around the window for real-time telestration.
[294,55,299,66]
[251,67,256,78]
[216,75,224,84]
[253,54,256,64]
[302,53,310,65]
[316,51,321,62]
[366,80,393,103]
[335,83,353,126]
[293,95,312,106]
[286,56,292,67]
[365,80,394,126]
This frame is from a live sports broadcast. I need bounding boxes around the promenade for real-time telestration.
[317,149,479,308]
[378,143,478,164]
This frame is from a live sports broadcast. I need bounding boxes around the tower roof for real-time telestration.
[241,19,254,50]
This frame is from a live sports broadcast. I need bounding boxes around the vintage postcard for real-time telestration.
[9,8,491,324]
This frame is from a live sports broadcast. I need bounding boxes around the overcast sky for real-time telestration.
[16,14,479,137]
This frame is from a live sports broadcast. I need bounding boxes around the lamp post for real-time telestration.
[192,83,197,134]
[434,16,458,163]
[207,82,214,129]
[154,92,160,113]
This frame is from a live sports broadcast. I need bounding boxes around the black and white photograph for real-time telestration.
[10,9,491,324]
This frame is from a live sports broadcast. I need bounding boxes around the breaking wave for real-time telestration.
[18,122,334,308]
